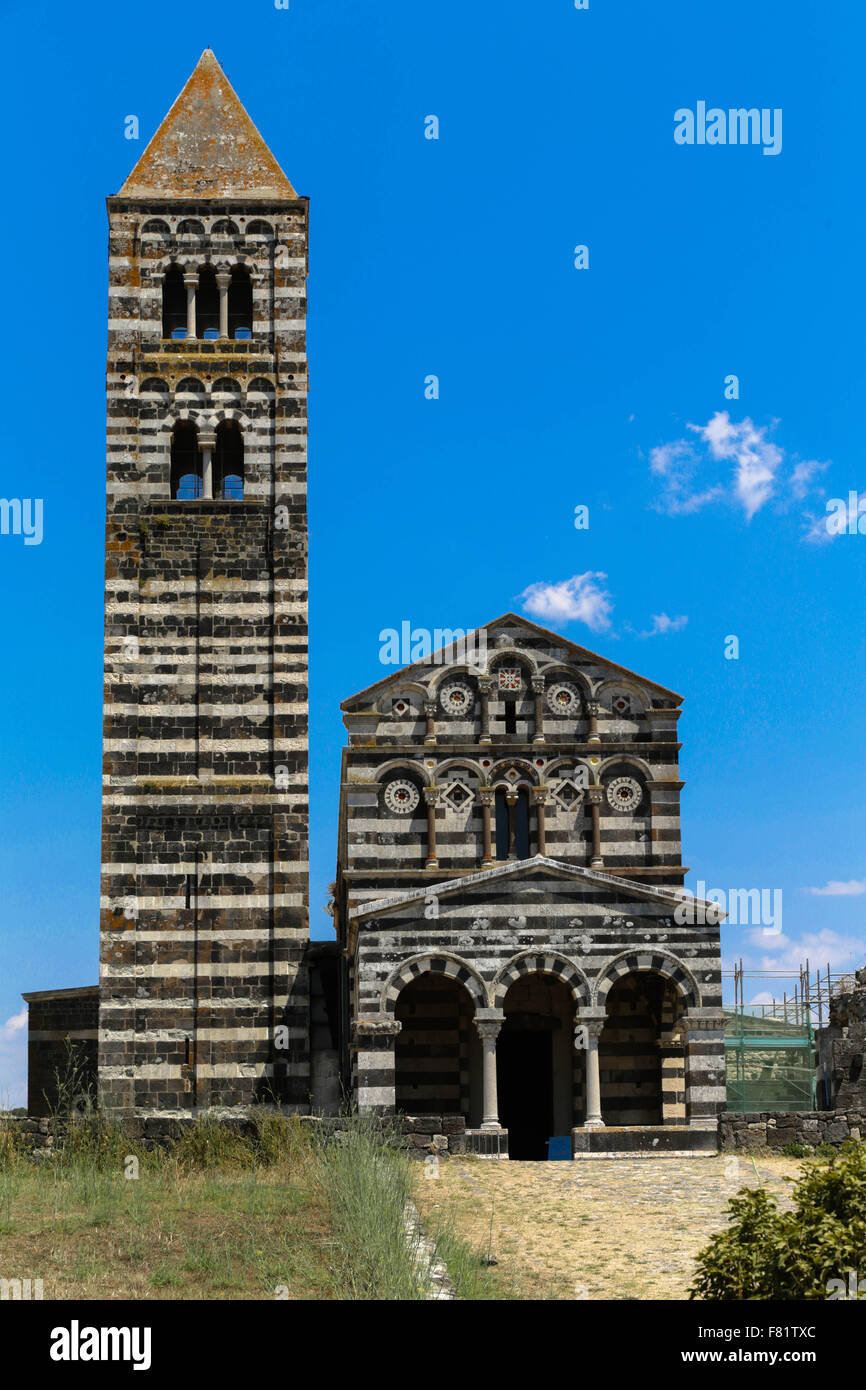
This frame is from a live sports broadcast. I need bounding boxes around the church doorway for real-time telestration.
[497,973,574,1159]
[394,973,479,1122]
[599,970,683,1124]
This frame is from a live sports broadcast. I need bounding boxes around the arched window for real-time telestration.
[162,265,186,339]
[170,421,202,499]
[214,419,244,499]
[228,266,253,339]
[495,788,529,860]
[196,265,220,340]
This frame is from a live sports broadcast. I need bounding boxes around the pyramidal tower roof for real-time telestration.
[118,49,297,201]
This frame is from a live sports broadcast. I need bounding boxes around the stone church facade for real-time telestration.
[334,615,727,1157]
[22,51,728,1155]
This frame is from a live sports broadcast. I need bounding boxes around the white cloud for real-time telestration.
[790,458,829,499]
[637,612,688,638]
[650,412,829,523]
[744,927,865,974]
[0,1009,28,1109]
[803,494,866,544]
[519,572,613,632]
[804,878,866,897]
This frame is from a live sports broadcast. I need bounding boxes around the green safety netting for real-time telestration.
[724,1006,817,1113]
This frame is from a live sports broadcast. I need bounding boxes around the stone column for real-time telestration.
[184,271,198,339]
[353,1013,402,1113]
[532,787,548,857]
[532,675,546,744]
[681,1009,728,1125]
[586,700,601,744]
[424,700,437,746]
[505,789,518,860]
[576,1009,607,1128]
[587,787,603,867]
[216,270,231,338]
[479,786,494,865]
[658,1037,687,1123]
[198,431,216,500]
[478,677,492,744]
[474,1009,505,1130]
[424,787,439,869]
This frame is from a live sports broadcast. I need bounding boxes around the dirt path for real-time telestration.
[414,1153,803,1300]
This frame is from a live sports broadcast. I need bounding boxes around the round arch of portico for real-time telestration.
[380,953,488,1013]
[492,951,591,1009]
[593,949,701,1010]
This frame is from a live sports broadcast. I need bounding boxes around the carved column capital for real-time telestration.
[474,1008,505,1044]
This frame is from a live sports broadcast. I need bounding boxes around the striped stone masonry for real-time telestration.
[334,615,727,1150]
[97,52,310,1118]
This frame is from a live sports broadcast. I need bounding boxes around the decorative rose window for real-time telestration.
[605,776,642,813]
[546,681,581,716]
[383,779,420,815]
[439,680,474,716]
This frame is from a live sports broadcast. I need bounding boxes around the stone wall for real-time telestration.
[398,1114,469,1156]
[720,1110,864,1150]
[21,988,99,1118]
[816,971,866,1111]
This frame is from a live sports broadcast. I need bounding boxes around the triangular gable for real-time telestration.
[349,856,722,921]
[118,50,297,200]
[340,611,681,710]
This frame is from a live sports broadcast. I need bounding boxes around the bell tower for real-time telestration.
[98,51,310,1117]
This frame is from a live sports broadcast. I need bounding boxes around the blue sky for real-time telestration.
[1,0,864,1103]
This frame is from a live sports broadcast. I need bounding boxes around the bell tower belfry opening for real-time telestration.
[97,51,311,1118]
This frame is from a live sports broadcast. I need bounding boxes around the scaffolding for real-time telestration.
[723,960,853,1113]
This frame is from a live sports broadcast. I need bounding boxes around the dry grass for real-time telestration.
[414,1152,806,1300]
[0,1159,336,1300]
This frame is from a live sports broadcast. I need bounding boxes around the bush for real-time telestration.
[690,1142,866,1300]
